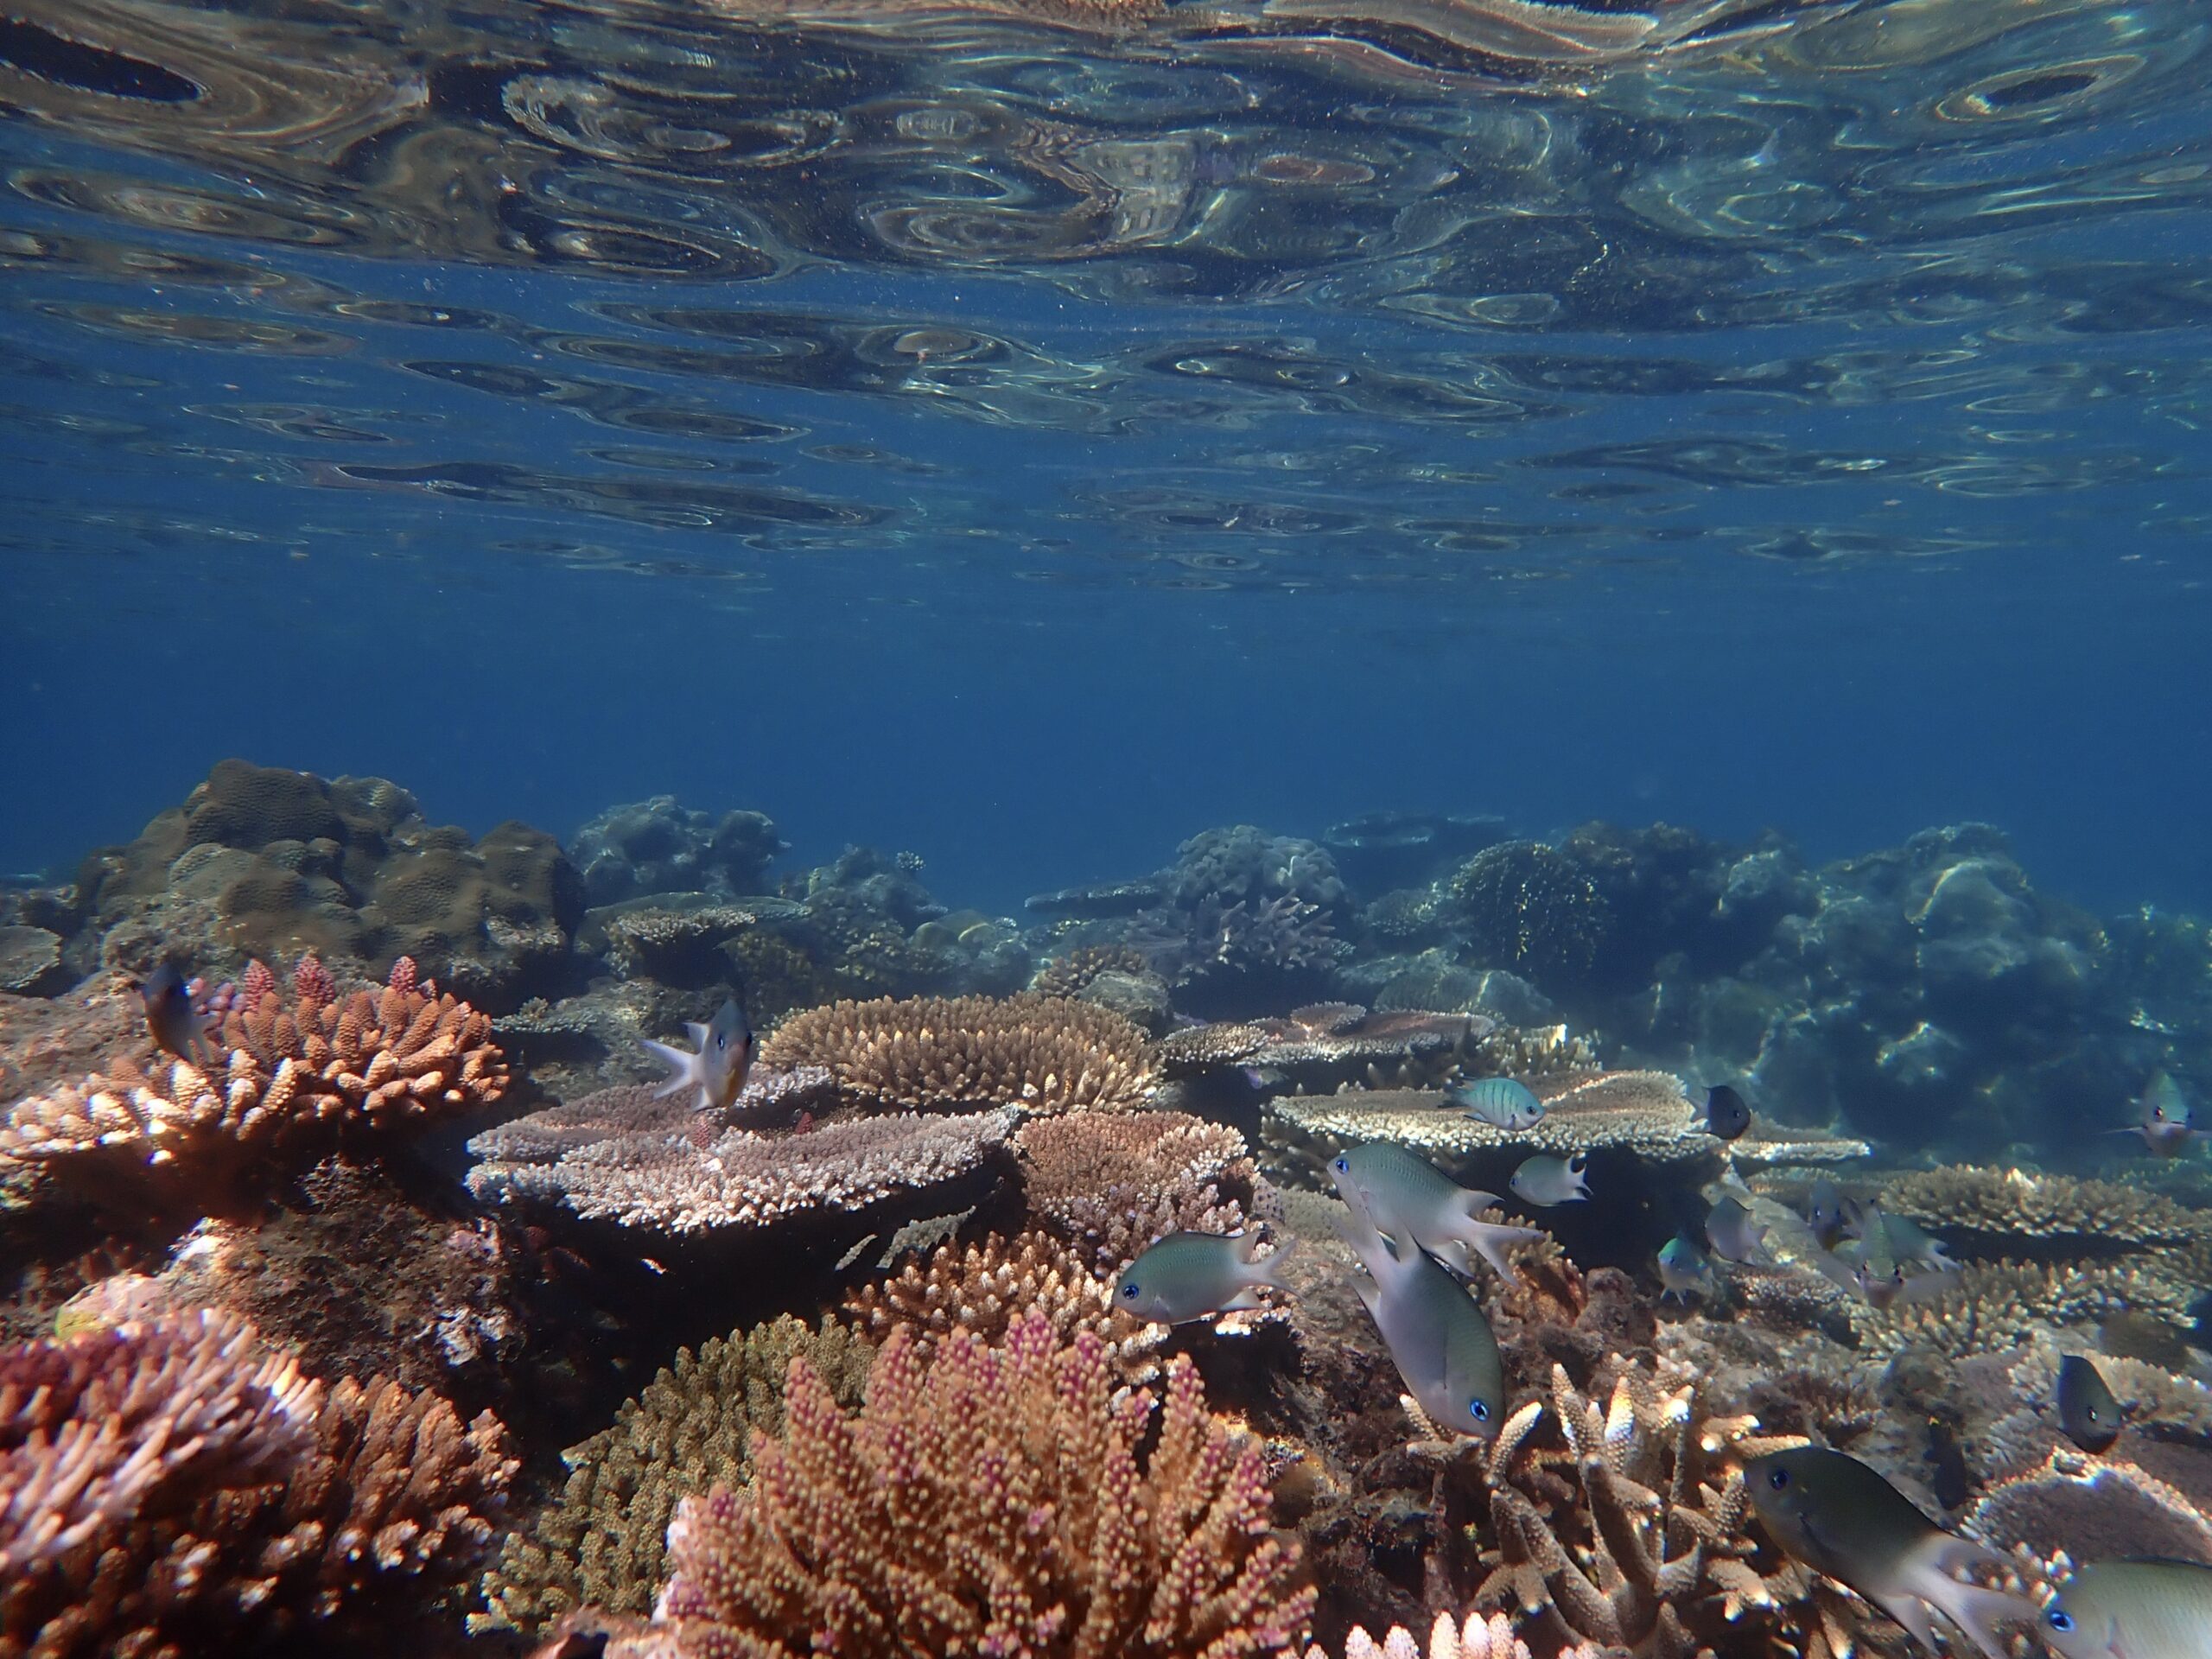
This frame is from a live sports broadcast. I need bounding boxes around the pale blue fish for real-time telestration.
[1113,1230,1295,1325]
[1510,1152,1590,1207]
[2044,1558,2212,1659]
[2115,1071,2206,1157]
[1451,1077,1545,1132]
[1336,1202,1506,1439]
[642,997,754,1116]
[1705,1196,1773,1267]
[1325,1143,1546,1285]
[1656,1235,1717,1303]
[1745,1446,2039,1658]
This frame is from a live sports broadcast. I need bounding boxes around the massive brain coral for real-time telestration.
[758,992,1156,1115]
[0,961,508,1203]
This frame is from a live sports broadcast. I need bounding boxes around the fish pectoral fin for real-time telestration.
[1866,1590,1942,1655]
[1347,1270,1382,1317]
[1220,1287,1271,1313]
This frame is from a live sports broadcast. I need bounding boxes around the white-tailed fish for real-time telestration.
[1336,1201,1505,1439]
[1113,1230,1295,1325]
[1745,1446,2038,1658]
[2044,1558,2212,1659]
[642,997,754,1116]
[1326,1143,1545,1285]
[1704,1196,1773,1266]
[1510,1152,1589,1207]
[1452,1077,1545,1132]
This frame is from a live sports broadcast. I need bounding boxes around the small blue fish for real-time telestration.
[1452,1077,1545,1132]
[1336,1207,1506,1439]
[1114,1230,1295,1325]
[2115,1071,2207,1157]
[1656,1236,1717,1303]
[643,997,754,1116]
[141,963,216,1070]
[1510,1152,1589,1207]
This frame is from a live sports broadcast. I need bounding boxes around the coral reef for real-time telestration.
[569,796,785,907]
[1443,842,1613,990]
[1017,1109,1258,1270]
[467,1082,1018,1237]
[0,1304,513,1655]
[1158,1006,1491,1096]
[1033,942,1151,1000]
[1305,1611,1531,1659]
[0,959,508,1207]
[759,992,1156,1115]
[620,1313,1314,1658]
[476,1313,871,1633]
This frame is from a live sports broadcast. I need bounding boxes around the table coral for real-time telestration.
[475,1313,872,1634]
[1879,1164,2208,1255]
[0,1304,514,1656]
[467,1083,1018,1236]
[621,1311,1315,1659]
[1016,1109,1257,1270]
[0,959,508,1205]
[759,992,1157,1115]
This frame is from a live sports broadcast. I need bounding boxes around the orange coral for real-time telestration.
[1017,1109,1256,1269]
[632,1313,1313,1659]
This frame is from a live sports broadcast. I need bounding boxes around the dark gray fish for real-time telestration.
[643,996,754,1116]
[2056,1354,2124,1454]
[1114,1230,1295,1325]
[1699,1083,1751,1141]
[1704,1196,1772,1266]
[1745,1446,2039,1657]
[2044,1558,2212,1659]
[141,962,215,1069]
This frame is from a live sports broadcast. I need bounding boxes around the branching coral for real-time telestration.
[467,1084,1017,1236]
[1304,1611,1532,1659]
[629,1313,1314,1659]
[0,960,507,1201]
[1879,1165,2206,1257]
[1852,1260,2197,1362]
[475,1314,872,1634]
[1017,1109,1257,1270]
[843,1227,1166,1382]
[1157,1007,1487,1094]
[1968,1446,2212,1564]
[0,1305,514,1656]
[1033,944,1151,1000]
[759,993,1156,1115]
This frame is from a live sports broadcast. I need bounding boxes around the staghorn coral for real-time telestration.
[467,1083,1017,1236]
[0,961,508,1202]
[843,1227,1167,1382]
[1017,1109,1257,1270]
[759,992,1156,1115]
[0,1305,513,1656]
[1304,1611,1532,1659]
[1853,1259,2198,1362]
[1033,943,1151,1000]
[475,1314,871,1634]
[629,1312,1315,1659]
[1475,1357,1812,1658]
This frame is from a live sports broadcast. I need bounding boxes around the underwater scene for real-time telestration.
[3,0,2212,1655]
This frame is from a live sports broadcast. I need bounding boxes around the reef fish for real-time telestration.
[1452,1077,1545,1132]
[1337,1208,1506,1439]
[2119,1071,2205,1158]
[1805,1177,1850,1251]
[1510,1152,1589,1207]
[1745,1446,2039,1657]
[1704,1196,1773,1266]
[1113,1230,1294,1325]
[1326,1143,1546,1285]
[2043,1558,2212,1659]
[642,997,754,1116]
[2056,1354,2124,1454]
[1698,1083,1751,1141]
[141,963,216,1069]
[1656,1235,1717,1303]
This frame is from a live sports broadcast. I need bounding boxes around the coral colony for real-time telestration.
[3,761,2212,1657]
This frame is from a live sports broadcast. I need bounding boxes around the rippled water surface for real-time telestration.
[2,0,2208,903]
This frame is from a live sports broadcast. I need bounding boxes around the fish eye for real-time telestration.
[1332,1156,1350,1173]
[1121,1281,1141,1300]
[1469,1399,1490,1422]
[2047,1611,2074,1633]
[1767,1467,1789,1491]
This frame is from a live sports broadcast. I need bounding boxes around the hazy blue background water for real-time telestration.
[3,0,2208,914]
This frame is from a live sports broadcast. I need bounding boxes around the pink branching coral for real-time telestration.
[0,959,508,1201]
[0,1304,516,1655]
[1017,1109,1257,1270]
[633,1311,1314,1659]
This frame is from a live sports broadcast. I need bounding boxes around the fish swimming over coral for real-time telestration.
[1805,1176,1850,1251]
[1745,1446,2040,1658]
[140,962,216,1070]
[1510,1151,1589,1206]
[2056,1354,2124,1454]
[1704,1195,1772,1266]
[1656,1234,1717,1302]
[1697,1083,1751,1141]
[1336,1210,1505,1439]
[1451,1077,1544,1131]
[2043,1558,2212,1659]
[1113,1230,1295,1325]
[642,997,754,1116]
[1326,1143,1546,1284]
[2117,1071,2206,1157]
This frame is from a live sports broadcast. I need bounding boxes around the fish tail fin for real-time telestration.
[1912,1541,2040,1659]
[1448,1213,1545,1284]
[640,1039,698,1097]
[1253,1237,1298,1289]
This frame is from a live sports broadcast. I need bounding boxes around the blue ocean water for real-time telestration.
[2,0,2209,916]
